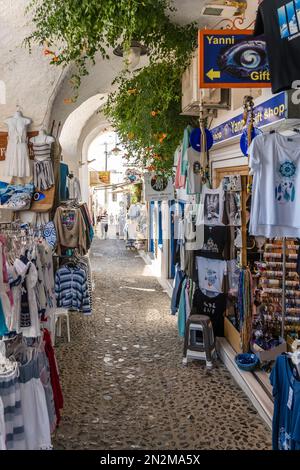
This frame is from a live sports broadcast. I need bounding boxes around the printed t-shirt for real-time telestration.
[249,133,300,238]
[254,0,300,94]
[196,225,228,260]
[196,256,227,294]
[187,147,203,195]
[270,354,300,450]
[201,185,225,226]
[191,288,226,337]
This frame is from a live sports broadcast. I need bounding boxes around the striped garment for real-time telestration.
[55,265,91,315]
[32,143,52,161]
[33,160,54,191]
[75,255,94,311]
[0,366,26,450]
[32,142,54,191]
[101,214,108,224]
[0,396,5,450]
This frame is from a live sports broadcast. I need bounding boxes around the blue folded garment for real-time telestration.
[0,183,34,204]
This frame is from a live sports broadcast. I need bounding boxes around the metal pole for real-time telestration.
[282,237,286,338]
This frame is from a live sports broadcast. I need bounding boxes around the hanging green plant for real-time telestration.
[130,182,143,204]
[104,61,197,174]
[25,0,197,89]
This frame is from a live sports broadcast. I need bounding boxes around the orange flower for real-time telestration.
[52,56,60,63]
[63,98,74,105]
[43,49,55,56]
[159,133,167,143]
[151,110,159,117]
[127,88,137,95]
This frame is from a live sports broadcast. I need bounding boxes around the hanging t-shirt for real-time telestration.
[227,259,241,293]
[191,288,226,337]
[187,147,202,195]
[201,186,225,226]
[181,125,193,177]
[224,192,242,226]
[59,163,69,201]
[270,354,300,450]
[196,256,227,294]
[254,0,300,94]
[196,225,228,260]
[184,204,204,251]
[249,133,300,238]
[174,146,186,190]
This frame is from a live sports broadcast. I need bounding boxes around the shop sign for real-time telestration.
[199,29,271,89]
[98,171,110,184]
[144,173,174,202]
[0,131,38,161]
[125,168,142,183]
[211,92,286,144]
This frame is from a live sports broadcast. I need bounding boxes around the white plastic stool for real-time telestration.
[53,308,70,344]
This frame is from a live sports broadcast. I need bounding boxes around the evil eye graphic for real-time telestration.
[217,40,268,78]
[279,161,296,178]
[33,192,46,201]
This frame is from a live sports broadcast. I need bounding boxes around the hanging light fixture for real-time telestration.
[111,135,122,155]
[113,40,148,71]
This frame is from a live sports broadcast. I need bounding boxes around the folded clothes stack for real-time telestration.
[0,182,34,211]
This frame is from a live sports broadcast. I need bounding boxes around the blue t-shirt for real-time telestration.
[270,354,300,450]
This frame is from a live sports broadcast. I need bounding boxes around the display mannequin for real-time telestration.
[3,107,32,178]
[30,128,55,146]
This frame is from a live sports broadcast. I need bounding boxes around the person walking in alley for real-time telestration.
[100,210,109,239]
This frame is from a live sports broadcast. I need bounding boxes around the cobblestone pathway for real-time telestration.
[53,238,272,450]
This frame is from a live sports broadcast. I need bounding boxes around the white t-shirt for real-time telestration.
[184,203,204,251]
[200,185,225,226]
[187,147,202,195]
[249,133,300,238]
[196,256,227,294]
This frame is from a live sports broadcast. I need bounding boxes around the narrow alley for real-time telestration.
[53,237,271,451]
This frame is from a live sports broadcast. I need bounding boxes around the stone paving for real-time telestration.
[53,237,272,450]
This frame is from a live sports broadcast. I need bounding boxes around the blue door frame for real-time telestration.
[149,201,155,253]
[169,200,176,279]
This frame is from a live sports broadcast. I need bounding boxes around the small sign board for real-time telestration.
[99,171,111,185]
[144,173,174,202]
[199,29,271,89]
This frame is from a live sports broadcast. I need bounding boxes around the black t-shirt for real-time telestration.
[196,225,228,260]
[254,0,300,93]
[191,289,226,337]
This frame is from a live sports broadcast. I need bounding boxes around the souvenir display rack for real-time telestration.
[255,238,300,343]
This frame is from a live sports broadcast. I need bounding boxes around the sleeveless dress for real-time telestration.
[3,116,31,178]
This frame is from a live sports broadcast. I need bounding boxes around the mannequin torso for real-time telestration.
[30,130,55,145]
[3,110,32,178]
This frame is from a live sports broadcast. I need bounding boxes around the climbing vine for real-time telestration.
[104,62,196,174]
[26,0,197,90]
[26,0,197,172]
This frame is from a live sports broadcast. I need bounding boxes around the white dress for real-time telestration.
[3,115,31,178]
